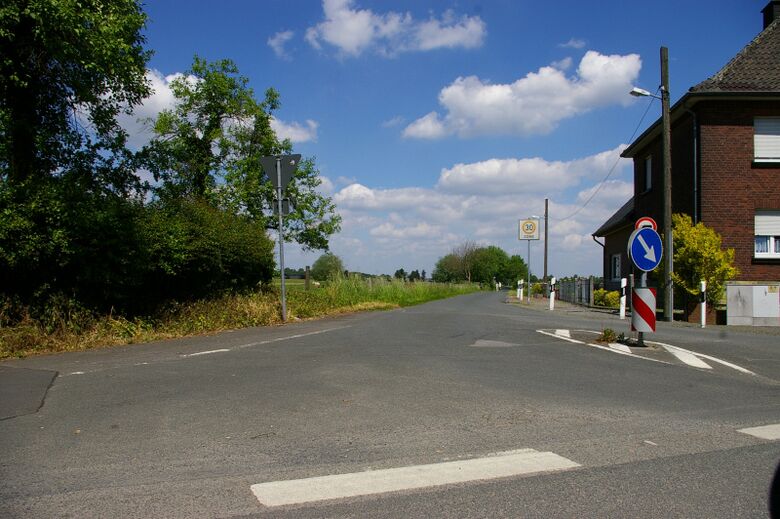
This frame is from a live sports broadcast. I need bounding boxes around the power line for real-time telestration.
[551,88,660,222]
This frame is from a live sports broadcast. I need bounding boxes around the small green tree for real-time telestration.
[310,253,344,281]
[394,268,407,281]
[432,253,461,282]
[668,214,738,305]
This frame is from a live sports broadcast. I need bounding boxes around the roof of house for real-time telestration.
[593,196,634,237]
[690,17,780,93]
[622,15,780,159]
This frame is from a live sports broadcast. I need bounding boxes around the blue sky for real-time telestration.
[131,0,768,277]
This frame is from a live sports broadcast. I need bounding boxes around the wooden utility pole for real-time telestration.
[661,46,673,322]
[543,198,549,281]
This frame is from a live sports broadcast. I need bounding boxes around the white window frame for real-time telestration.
[644,155,652,192]
[755,210,780,259]
[754,117,780,162]
[610,254,621,281]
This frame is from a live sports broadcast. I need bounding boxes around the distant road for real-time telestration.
[2,292,779,518]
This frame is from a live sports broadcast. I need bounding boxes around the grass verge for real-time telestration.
[0,279,478,359]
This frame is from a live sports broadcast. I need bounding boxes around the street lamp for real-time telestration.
[629,47,673,322]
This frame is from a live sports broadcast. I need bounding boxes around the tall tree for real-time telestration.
[145,57,340,250]
[432,254,461,282]
[0,0,150,187]
[453,241,478,282]
[0,0,151,303]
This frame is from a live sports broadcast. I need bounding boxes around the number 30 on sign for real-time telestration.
[518,219,540,240]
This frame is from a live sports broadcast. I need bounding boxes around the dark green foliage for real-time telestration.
[0,5,330,322]
[144,56,340,251]
[432,246,527,285]
[137,199,275,307]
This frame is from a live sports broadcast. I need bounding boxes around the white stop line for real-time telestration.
[251,449,580,507]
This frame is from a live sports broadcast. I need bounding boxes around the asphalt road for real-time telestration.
[1,291,779,518]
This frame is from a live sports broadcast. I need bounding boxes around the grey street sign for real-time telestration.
[260,154,301,190]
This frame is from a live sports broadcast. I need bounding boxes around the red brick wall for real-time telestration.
[602,226,633,292]
[698,100,780,281]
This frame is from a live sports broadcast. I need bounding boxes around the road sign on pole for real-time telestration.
[260,154,301,190]
[628,227,663,272]
[635,217,658,230]
[518,219,540,240]
[260,154,302,323]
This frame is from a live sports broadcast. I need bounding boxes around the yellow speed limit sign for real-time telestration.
[518,218,540,240]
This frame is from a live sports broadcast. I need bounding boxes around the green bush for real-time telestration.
[594,288,621,308]
[136,199,275,308]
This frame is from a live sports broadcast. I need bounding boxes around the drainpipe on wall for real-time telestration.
[592,235,604,248]
[685,107,699,224]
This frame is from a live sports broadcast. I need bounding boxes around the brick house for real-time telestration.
[594,1,780,308]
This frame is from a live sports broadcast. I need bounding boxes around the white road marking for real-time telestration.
[469,340,517,348]
[537,330,668,364]
[237,326,351,349]
[251,449,580,507]
[658,344,712,369]
[652,341,756,375]
[68,371,85,376]
[608,343,632,354]
[738,423,780,440]
[555,329,571,338]
[538,330,755,375]
[181,349,230,357]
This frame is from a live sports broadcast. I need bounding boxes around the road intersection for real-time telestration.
[1,292,778,517]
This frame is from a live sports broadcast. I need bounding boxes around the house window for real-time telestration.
[754,117,780,162]
[644,155,652,191]
[610,254,621,280]
[755,210,780,258]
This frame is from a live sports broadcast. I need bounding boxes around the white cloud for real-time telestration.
[268,30,295,60]
[575,179,633,204]
[305,0,485,57]
[118,69,183,149]
[403,51,641,139]
[436,145,629,195]
[323,145,634,276]
[559,38,586,49]
[414,10,486,51]
[401,112,448,139]
[118,70,320,149]
[270,118,319,143]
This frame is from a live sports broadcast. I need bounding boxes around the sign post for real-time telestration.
[519,218,540,304]
[619,277,627,320]
[700,280,707,329]
[627,222,663,345]
[260,154,301,322]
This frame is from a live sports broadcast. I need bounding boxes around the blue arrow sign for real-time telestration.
[628,227,663,272]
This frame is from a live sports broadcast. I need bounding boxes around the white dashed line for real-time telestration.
[251,449,580,507]
[181,349,230,357]
[738,423,780,440]
[237,326,351,349]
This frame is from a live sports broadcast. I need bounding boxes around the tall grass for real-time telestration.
[0,279,477,359]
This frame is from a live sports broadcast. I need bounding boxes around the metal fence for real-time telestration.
[557,277,596,306]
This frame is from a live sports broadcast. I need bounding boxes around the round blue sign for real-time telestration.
[628,227,663,272]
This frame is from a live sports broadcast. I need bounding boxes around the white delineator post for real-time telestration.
[619,277,627,319]
[518,280,524,302]
[700,280,707,329]
[548,277,556,311]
